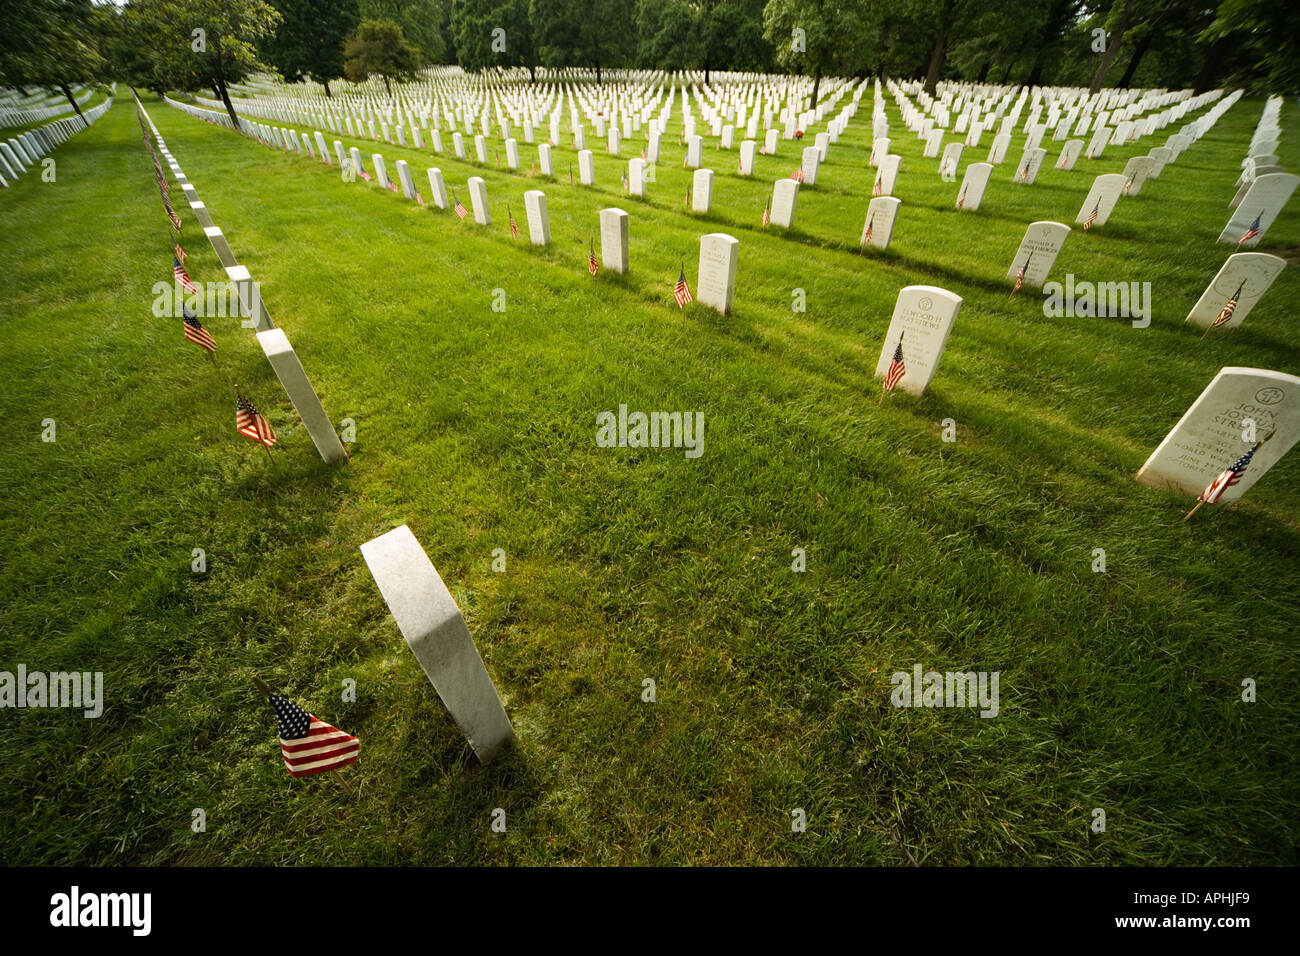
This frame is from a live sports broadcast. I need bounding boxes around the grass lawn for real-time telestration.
[0,86,1296,865]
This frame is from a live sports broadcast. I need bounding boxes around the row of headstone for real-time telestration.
[0,94,114,187]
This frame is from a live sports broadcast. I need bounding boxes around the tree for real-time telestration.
[344,18,419,95]
[0,0,108,121]
[123,0,281,128]
[762,0,869,103]
[1089,0,1133,92]
[530,0,635,84]
[362,0,447,65]
[451,0,537,79]
[1202,0,1300,93]
[636,0,703,72]
[262,0,360,96]
[699,0,773,81]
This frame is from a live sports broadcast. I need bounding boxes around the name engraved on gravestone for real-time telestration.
[1006,221,1070,287]
[873,286,963,396]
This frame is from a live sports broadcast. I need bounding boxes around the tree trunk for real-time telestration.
[811,66,821,105]
[977,60,991,83]
[1117,30,1155,88]
[215,71,240,130]
[1192,37,1225,94]
[59,82,86,123]
[383,74,391,96]
[923,0,955,96]
[1090,0,1133,93]
[323,79,332,98]
[528,61,536,83]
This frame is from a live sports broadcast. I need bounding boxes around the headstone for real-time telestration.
[939,142,963,180]
[359,524,515,765]
[608,127,620,154]
[474,134,487,164]
[314,131,330,164]
[1075,173,1127,228]
[431,129,444,153]
[1006,220,1070,288]
[1135,367,1300,501]
[523,189,549,246]
[578,149,595,185]
[1056,139,1084,170]
[923,128,944,158]
[628,157,646,196]
[870,137,891,167]
[878,154,901,195]
[539,143,553,176]
[800,146,820,184]
[1185,253,1286,331]
[453,131,466,160]
[860,196,901,251]
[739,140,756,176]
[371,153,389,189]
[692,168,713,212]
[874,286,963,396]
[722,125,736,150]
[696,233,739,314]
[770,178,798,228]
[467,175,490,224]
[1121,155,1155,196]
[764,128,779,155]
[1086,125,1109,159]
[955,162,993,211]
[1012,147,1046,185]
[348,146,364,179]
[395,159,416,200]
[987,132,1011,165]
[255,329,348,466]
[426,167,448,209]
[814,130,828,160]
[600,207,630,274]
[505,137,519,170]
[686,135,703,168]
[1147,146,1172,178]
[1217,173,1299,247]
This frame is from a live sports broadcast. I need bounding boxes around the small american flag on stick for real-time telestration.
[862,213,874,247]
[1184,434,1272,521]
[588,239,599,276]
[236,388,278,451]
[509,206,519,238]
[762,198,770,226]
[793,166,804,183]
[1237,211,1262,246]
[268,691,359,781]
[956,185,966,210]
[881,333,906,399]
[873,174,883,196]
[173,255,199,295]
[1082,199,1099,231]
[1208,280,1245,333]
[1010,252,1032,296]
[453,192,468,220]
[674,262,693,309]
[182,306,216,354]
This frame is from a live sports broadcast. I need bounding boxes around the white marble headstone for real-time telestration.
[1185,253,1286,330]
[1076,173,1127,228]
[1006,220,1070,288]
[874,286,963,396]
[697,233,739,315]
[1217,173,1299,247]
[600,207,629,274]
[861,196,901,251]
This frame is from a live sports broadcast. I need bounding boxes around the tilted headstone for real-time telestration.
[1136,367,1300,501]
[360,524,515,765]
[1076,173,1127,228]
[256,329,349,466]
[874,286,963,396]
[1185,253,1286,331]
[1006,221,1070,288]
[1217,173,1299,247]
[955,162,992,211]
[1121,155,1155,196]
[1056,139,1083,170]
[1012,147,1047,185]
[860,196,901,251]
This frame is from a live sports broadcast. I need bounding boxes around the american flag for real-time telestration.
[622,170,628,192]
[569,165,574,185]
[166,206,181,231]
[173,238,187,264]
[509,206,519,238]
[1237,212,1262,246]
[883,334,906,391]
[956,185,966,210]
[386,176,399,192]
[1017,162,1029,183]
[873,173,883,196]
[415,190,424,206]
[1011,252,1032,295]
[236,389,278,448]
[588,240,599,276]
[531,161,536,176]
[182,306,216,353]
[453,192,468,220]
[762,199,770,226]
[1082,199,1100,231]
[686,187,691,208]
[1123,176,1133,195]
[674,263,693,308]
[793,166,804,183]
[269,694,359,778]
[1211,280,1245,329]
[862,213,874,246]
[173,255,198,295]
[738,157,744,175]
[1197,440,1263,504]
[359,168,372,182]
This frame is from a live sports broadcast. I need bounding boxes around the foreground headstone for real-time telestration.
[1006,221,1070,288]
[256,329,349,465]
[860,196,901,251]
[1185,252,1286,331]
[360,524,515,764]
[770,178,798,228]
[874,286,963,396]
[1217,173,1299,247]
[523,189,550,246]
[600,207,629,274]
[1135,367,1300,501]
[1076,173,1127,229]
[697,233,739,315]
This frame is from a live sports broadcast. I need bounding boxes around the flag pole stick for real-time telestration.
[1182,500,1205,523]
[331,769,355,797]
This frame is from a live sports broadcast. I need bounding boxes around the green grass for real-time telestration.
[1,87,1297,866]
